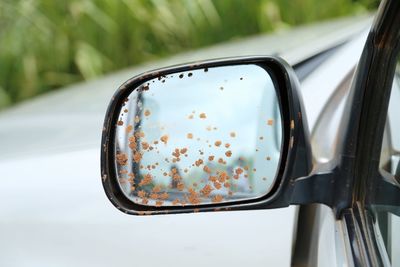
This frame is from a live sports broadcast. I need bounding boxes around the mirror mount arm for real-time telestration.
[290,171,336,209]
[289,163,355,219]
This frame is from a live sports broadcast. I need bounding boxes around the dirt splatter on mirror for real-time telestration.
[113,64,283,207]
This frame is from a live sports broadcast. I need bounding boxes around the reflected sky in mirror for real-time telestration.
[114,64,282,207]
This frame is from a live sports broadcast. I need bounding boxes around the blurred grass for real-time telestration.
[0,0,378,108]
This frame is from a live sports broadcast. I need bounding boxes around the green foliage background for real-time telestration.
[0,0,378,108]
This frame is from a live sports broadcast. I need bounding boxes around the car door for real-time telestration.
[293,1,400,263]
[374,44,400,266]
[344,0,400,265]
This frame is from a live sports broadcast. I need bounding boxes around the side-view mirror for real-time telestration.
[101,56,312,215]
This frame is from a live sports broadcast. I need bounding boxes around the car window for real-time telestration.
[377,57,400,266]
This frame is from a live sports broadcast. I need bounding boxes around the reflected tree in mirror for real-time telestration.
[114,64,283,207]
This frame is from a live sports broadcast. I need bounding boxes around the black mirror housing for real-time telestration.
[101,56,312,215]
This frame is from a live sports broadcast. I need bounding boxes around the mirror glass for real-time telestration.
[114,64,283,207]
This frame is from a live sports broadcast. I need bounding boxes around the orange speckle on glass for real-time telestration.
[235,167,243,175]
[152,185,162,193]
[213,181,222,189]
[173,173,181,181]
[139,173,152,186]
[187,133,193,139]
[203,165,211,174]
[195,159,204,167]
[199,113,207,119]
[135,131,145,138]
[138,190,147,198]
[116,152,128,166]
[155,201,164,207]
[177,182,185,191]
[267,119,274,126]
[218,171,228,183]
[200,184,213,197]
[126,124,133,133]
[188,187,196,195]
[209,176,217,182]
[117,120,124,126]
[150,193,159,199]
[160,135,169,144]
[212,195,223,203]
[225,150,232,157]
[187,188,200,205]
[141,142,150,150]
[172,148,180,158]
[133,151,142,163]
[128,136,137,150]
[214,140,222,147]
[208,155,214,161]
